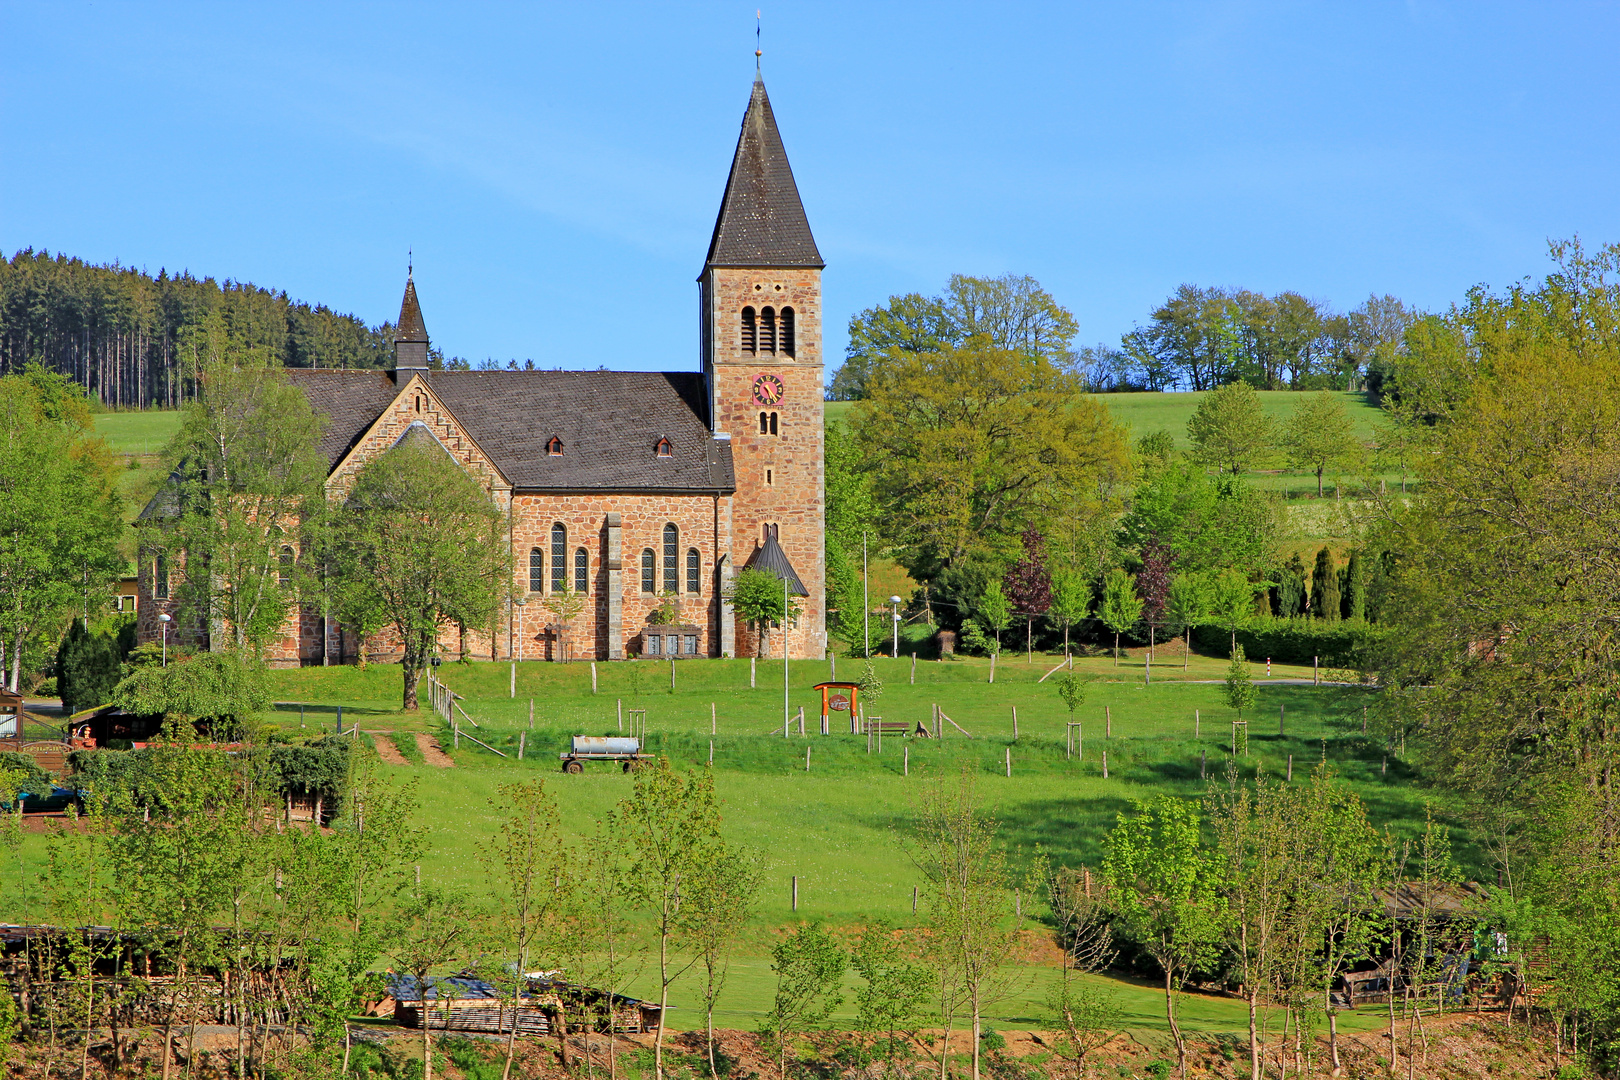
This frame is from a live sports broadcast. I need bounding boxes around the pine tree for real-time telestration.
[55,620,121,714]
[1311,547,1340,622]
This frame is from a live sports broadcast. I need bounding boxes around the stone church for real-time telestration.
[137,73,827,664]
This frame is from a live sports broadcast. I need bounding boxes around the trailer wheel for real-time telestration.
[563,759,583,774]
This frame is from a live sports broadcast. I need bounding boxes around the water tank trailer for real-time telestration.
[560,736,651,774]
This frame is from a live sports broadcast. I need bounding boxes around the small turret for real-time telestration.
[394,272,430,377]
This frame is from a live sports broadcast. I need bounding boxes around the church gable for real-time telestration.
[326,374,510,498]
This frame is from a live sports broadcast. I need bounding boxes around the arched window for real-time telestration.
[740,307,757,354]
[575,547,589,594]
[686,548,701,595]
[663,524,679,593]
[529,548,544,592]
[762,523,779,542]
[547,435,564,456]
[780,307,795,356]
[655,437,672,458]
[760,307,777,353]
[758,412,779,436]
[769,412,778,435]
[155,553,169,600]
[640,549,656,593]
[279,546,294,588]
[551,524,567,592]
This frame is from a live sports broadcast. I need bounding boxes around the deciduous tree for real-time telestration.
[324,432,508,709]
[1103,797,1222,1079]
[1097,569,1141,666]
[1186,381,1273,476]
[1281,392,1363,496]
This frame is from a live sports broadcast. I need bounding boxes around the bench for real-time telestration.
[859,718,928,737]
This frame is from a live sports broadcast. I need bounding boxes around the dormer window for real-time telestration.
[547,436,564,456]
[655,437,672,458]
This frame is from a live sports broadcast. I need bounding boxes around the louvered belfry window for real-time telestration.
[551,524,567,592]
[663,524,679,593]
[529,548,544,592]
[780,307,795,356]
[741,307,757,354]
[760,307,777,353]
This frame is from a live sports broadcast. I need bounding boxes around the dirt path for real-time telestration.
[416,732,455,767]
[369,732,408,766]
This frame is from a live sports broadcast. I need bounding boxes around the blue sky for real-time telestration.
[4,3,1618,382]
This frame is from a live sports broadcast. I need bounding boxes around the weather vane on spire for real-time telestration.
[756,9,762,66]
[408,247,413,279]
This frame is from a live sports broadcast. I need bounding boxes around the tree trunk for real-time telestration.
[1328,1007,1341,1075]
[1164,967,1186,1079]
[1317,467,1325,497]
[655,921,670,1077]
[971,989,981,1080]
[555,1007,572,1070]
[1248,987,1261,1080]
[403,644,421,711]
[1113,631,1120,665]
[1184,629,1190,670]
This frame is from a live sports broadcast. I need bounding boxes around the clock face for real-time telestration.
[752,373,785,406]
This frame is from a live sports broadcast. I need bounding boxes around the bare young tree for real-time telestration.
[910,766,1020,1080]
[478,780,572,1080]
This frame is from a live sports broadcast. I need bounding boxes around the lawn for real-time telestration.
[252,655,1453,1032]
[92,408,182,456]
[10,655,1451,1035]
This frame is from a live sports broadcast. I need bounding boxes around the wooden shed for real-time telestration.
[387,972,662,1036]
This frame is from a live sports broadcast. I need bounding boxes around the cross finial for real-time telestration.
[408,247,413,280]
[755,9,762,66]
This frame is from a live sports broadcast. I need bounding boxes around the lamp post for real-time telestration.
[158,613,171,667]
[890,596,902,658]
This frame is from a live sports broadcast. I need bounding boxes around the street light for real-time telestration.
[158,613,171,667]
[889,595,903,658]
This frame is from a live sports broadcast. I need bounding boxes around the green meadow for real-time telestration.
[186,654,1453,1033]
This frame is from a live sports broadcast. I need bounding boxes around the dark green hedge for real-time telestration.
[1194,617,1387,667]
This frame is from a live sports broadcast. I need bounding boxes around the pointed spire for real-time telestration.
[396,275,429,344]
[394,270,430,375]
[704,75,823,269]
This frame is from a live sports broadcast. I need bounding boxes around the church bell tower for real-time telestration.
[700,72,826,660]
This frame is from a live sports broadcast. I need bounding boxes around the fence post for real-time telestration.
[670,657,676,693]
[518,731,526,761]
[791,876,798,912]
[904,744,909,776]
[617,698,623,732]
[805,745,811,772]
[711,702,717,735]
[337,705,343,734]
[912,886,918,914]
[1102,751,1108,779]
[1012,705,1018,741]
[1005,747,1011,777]
[1287,754,1293,782]
[708,740,713,765]
[989,652,996,684]
[798,706,805,736]
[1195,708,1200,736]
[1106,706,1111,738]
[1200,749,1207,779]
[751,657,756,689]
[510,661,515,698]
[1314,655,1320,685]
[911,653,916,685]
[1280,704,1285,736]
[591,661,598,693]
[529,698,534,730]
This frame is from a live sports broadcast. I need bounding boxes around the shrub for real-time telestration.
[1194,616,1387,667]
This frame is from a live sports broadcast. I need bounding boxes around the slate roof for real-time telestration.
[396,277,428,342]
[744,534,809,596]
[283,369,735,494]
[704,75,823,269]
